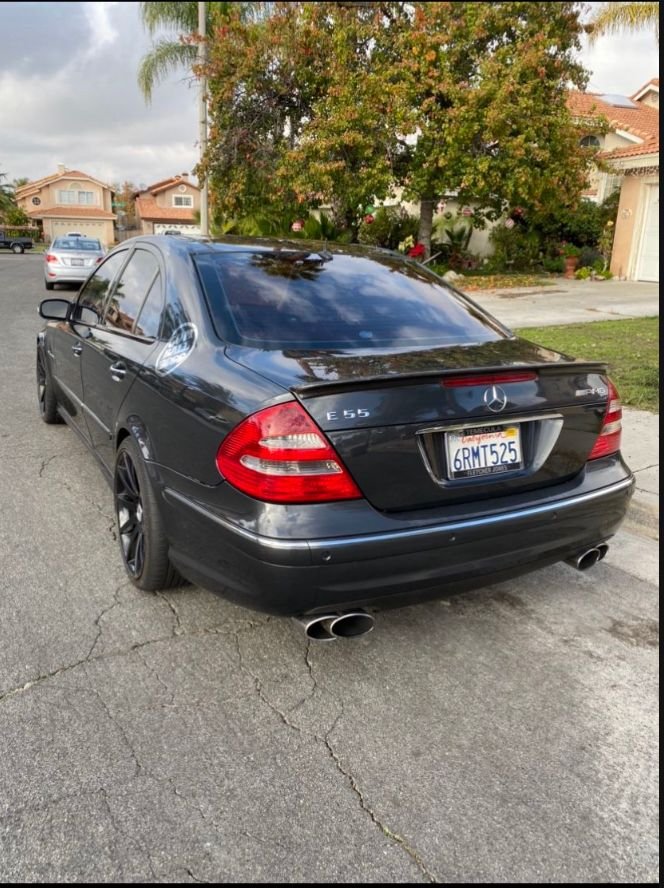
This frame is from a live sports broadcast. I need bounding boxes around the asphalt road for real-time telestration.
[0,255,659,883]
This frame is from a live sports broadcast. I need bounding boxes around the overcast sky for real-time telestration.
[0,1,659,188]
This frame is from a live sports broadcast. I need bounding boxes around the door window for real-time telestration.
[74,250,128,325]
[104,249,160,334]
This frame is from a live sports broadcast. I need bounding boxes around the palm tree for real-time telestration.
[0,170,14,215]
[138,2,267,101]
[587,2,659,43]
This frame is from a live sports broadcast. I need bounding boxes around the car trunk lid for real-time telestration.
[226,339,612,511]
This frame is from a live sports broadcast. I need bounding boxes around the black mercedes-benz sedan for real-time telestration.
[37,235,634,639]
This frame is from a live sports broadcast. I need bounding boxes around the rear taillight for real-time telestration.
[588,379,622,460]
[216,402,362,504]
[45,254,57,262]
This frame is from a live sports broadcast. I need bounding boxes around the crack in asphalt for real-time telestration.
[0,614,267,706]
[100,787,159,881]
[233,631,438,883]
[38,453,60,478]
[87,581,129,660]
[156,590,185,636]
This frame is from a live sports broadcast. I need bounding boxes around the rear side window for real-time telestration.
[195,251,505,349]
[134,273,163,339]
[75,250,128,323]
[105,248,159,334]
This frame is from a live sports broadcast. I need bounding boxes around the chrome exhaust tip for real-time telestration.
[294,609,375,640]
[566,546,604,571]
[293,614,338,641]
[329,611,375,638]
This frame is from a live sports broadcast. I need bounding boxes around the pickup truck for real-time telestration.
[0,233,34,254]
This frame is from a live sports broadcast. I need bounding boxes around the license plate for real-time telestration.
[446,424,522,479]
[70,258,84,266]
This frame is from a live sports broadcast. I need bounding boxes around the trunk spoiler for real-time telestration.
[292,361,609,398]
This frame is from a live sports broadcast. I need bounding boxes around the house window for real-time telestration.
[57,189,96,205]
[172,195,193,208]
[580,135,601,149]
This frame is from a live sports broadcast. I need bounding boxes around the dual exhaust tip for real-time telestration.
[566,543,609,572]
[295,610,375,641]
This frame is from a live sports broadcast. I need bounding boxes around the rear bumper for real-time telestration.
[162,474,635,616]
[45,265,93,283]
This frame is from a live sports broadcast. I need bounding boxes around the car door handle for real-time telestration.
[71,343,83,356]
[109,362,127,381]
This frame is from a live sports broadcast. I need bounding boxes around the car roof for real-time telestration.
[112,234,401,262]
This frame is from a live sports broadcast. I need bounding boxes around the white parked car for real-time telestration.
[44,236,106,289]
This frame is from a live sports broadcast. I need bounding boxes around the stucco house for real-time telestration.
[134,174,201,235]
[567,78,659,281]
[15,164,117,246]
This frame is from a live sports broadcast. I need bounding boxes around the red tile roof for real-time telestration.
[16,168,114,194]
[134,197,196,222]
[27,206,117,219]
[138,175,200,197]
[567,89,659,160]
[631,77,660,99]
[606,143,660,160]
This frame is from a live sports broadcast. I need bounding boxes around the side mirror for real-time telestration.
[73,305,101,326]
[39,298,71,320]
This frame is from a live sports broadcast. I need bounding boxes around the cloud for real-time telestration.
[1,2,658,189]
[1,1,199,185]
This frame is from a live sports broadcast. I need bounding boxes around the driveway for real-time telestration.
[0,255,659,883]
[465,278,659,328]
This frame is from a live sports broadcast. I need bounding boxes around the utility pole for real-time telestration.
[198,1,209,236]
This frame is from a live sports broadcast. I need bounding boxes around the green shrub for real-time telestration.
[541,256,565,273]
[358,206,418,250]
[489,225,542,271]
[574,266,593,279]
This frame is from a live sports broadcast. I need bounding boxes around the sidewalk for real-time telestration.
[467,278,659,328]
[621,408,660,538]
[468,279,659,536]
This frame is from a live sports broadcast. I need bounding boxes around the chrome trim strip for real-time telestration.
[415,412,563,435]
[164,476,634,553]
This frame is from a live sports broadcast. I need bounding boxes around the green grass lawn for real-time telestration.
[516,317,659,413]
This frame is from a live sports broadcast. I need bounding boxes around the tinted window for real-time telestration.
[104,249,159,333]
[134,273,163,339]
[75,250,128,323]
[53,237,102,251]
[195,251,505,349]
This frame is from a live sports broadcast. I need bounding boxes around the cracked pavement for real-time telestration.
[0,257,659,882]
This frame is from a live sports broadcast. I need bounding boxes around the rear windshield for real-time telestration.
[195,250,505,349]
[53,237,102,251]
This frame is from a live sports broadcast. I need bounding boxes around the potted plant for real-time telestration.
[560,243,581,278]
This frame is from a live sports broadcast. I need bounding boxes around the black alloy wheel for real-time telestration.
[113,437,183,590]
[37,349,60,423]
[115,449,146,579]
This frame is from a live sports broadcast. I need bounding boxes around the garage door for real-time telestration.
[154,223,201,235]
[636,184,659,282]
[50,220,108,244]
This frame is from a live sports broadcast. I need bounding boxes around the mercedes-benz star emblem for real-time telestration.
[483,385,508,413]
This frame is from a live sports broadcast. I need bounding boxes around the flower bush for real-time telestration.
[407,242,426,259]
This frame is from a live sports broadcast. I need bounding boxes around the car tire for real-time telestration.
[45,281,55,290]
[37,349,61,424]
[114,436,183,591]
[12,244,24,254]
